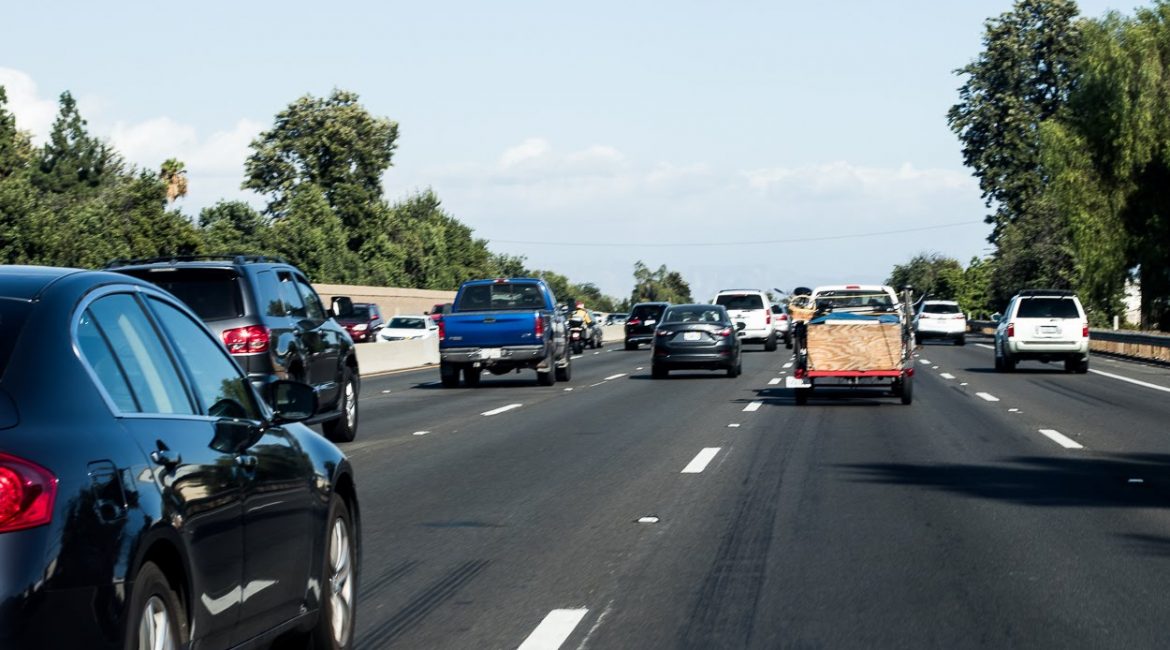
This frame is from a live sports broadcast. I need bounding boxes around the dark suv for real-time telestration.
[625,302,670,350]
[107,255,360,442]
[338,302,384,342]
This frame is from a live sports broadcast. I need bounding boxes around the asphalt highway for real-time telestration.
[332,337,1170,649]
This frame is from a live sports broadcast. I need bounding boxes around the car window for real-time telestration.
[814,290,893,310]
[351,305,371,320]
[715,294,764,310]
[277,272,306,318]
[256,270,287,317]
[127,269,245,321]
[0,298,30,379]
[76,312,138,412]
[457,283,544,311]
[295,277,327,322]
[663,307,727,324]
[81,294,194,415]
[1017,297,1080,318]
[147,298,263,421]
[630,305,665,320]
[922,303,961,314]
[388,317,425,329]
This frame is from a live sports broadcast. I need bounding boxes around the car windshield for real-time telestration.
[0,298,31,378]
[815,290,893,310]
[388,317,426,329]
[923,303,961,314]
[456,283,544,311]
[630,305,665,320]
[715,294,763,310]
[663,307,726,324]
[123,269,245,321]
[1017,297,1080,318]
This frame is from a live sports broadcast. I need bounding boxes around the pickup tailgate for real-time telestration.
[442,311,542,348]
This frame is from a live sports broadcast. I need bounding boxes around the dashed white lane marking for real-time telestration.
[976,392,1000,402]
[517,608,589,650]
[593,352,601,355]
[743,401,763,412]
[571,355,583,360]
[682,448,722,473]
[604,373,627,381]
[636,367,644,371]
[940,373,956,380]
[482,403,523,416]
[563,388,574,392]
[783,361,794,369]
[768,378,781,385]
[960,382,969,386]
[1039,428,1084,449]
[381,389,392,394]
[976,343,995,350]
[918,359,932,365]
[1089,369,1170,394]
[590,382,605,387]
[728,423,741,428]
[412,431,429,436]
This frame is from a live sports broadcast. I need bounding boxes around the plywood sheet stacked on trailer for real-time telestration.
[806,321,902,371]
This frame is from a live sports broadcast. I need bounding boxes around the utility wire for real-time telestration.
[488,220,984,248]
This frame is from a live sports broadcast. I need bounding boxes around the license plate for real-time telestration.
[479,349,502,359]
[684,332,701,341]
[1037,325,1060,337]
[645,319,656,326]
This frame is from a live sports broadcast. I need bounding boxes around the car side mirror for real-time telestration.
[991,312,1002,323]
[269,380,318,424]
[331,296,355,319]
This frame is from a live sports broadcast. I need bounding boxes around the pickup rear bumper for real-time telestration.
[441,346,547,365]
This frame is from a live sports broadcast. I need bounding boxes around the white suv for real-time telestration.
[713,289,778,351]
[994,289,1089,373]
[914,300,967,346]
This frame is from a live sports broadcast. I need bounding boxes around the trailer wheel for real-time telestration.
[900,375,913,405]
[795,387,809,405]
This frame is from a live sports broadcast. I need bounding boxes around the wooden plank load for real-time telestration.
[806,320,903,371]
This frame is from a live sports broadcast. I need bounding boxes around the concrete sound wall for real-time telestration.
[356,338,441,375]
[315,283,456,318]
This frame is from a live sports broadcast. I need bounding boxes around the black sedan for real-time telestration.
[651,304,743,378]
[0,266,359,649]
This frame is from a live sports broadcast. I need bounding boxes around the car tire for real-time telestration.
[1004,354,1017,372]
[537,364,556,386]
[308,494,357,650]
[1066,357,1089,374]
[555,357,571,382]
[900,374,914,405]
[784,335,793,350]
[440,363,460,388]
[323,369,358,443]
[915,333,923,346]
[795,387,809,405]
[652,365,667,379]
[726,361,740,378]
[126,561,189,650]
[764,333,778,352]
[955,336,966,346]
[625,341,636,351]
[463,367,482,387]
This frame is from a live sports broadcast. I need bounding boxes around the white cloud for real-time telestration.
[744,161,976,200]
[499,137,551,167]
[0,67,58,142]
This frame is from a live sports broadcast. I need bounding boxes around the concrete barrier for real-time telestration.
[356,337,440,375]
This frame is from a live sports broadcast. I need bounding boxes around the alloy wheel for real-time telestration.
[328,517,355,646]
[137,595,174,650]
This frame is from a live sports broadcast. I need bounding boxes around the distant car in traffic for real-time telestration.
[337,301,385,342]
[0,265,359,650]
[994,289,1089,373]
[651,303,743,378]
[713,289,779,351]
[770,303,792,348]
[606,313,627,325]
[378,314,439,341]
[625,302,669,350]
[914,300,967,345]
[428,302,453,323]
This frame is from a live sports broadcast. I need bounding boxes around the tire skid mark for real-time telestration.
[359,560,420,600]
[355,560,491,649]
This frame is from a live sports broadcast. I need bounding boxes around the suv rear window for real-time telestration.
[456,283,545,311]
[126,269,245,321]
[1017,297,1080,318]
[923,303,961,314]
[715,294,764,310]
[630,304,666,320]
[0,299,31,377]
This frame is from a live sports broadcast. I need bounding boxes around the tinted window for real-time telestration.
[148,298,262,420]
[351,306,371,319]
[277,272,306,318]
[456,283,545,311]
[76,312,138,412]
[630,304,665,320]
[256,270,287,317]
[1017,297,1080,318]
[83,294,194,415]
[388,317,426,329]
[0,299,30,378]
[814,290,893,309]
[922,303,961,314]
[715,294,764,310]
[129,269,245,321]
[663,307,727,324]
[295,278,326,322]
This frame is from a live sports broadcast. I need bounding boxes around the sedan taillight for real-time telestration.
[656,329,673,337]
[221,325,270,354]
[717,327,733,337]
[0,453,57,534]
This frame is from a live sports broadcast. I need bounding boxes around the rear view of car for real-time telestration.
[915,300,967,345]
[379,315,438,341]
[337,302,384,342]
[625,302,669,350]
[651,304,742,378]
[995,289,1089,373]
[713,289,778,351]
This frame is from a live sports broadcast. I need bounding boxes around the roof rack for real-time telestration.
[104,254,289,268]
[1017,289,1076,297]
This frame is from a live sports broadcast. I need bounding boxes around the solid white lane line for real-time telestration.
[768,378,781,385]
[976,392,1000,402]
[743,401,763,412]
[604,373,627,380]
[976,343,995,350]
[517,609,589,650]
[482,403,523,416]
[1039,428,1084,449]
[783,362,794,369]
[682,448,722,474]
[940,373,956,380]
[412,431,429,436]
[1089,369,1170,394]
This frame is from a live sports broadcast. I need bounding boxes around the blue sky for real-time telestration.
[1,0,1125,300]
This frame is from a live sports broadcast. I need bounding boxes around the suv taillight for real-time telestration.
[765,312,771,325]
[222,325,270,354]
[1006,323,1015,338]
[0,453,57,534]
[717,327,732,337]
[1082,324,1089,338]
[628,318,641,327]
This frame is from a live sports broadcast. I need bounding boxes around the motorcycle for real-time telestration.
[568,317,586,354]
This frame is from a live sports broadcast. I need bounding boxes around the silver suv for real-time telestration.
[994,289,1089,373]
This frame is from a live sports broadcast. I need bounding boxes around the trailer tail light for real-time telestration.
[533,313,543,339]
[794,367,806,378]
[777,313,788,321]
[221,325,270,354]
[0,453,57,534]
[1006,323,1014,338]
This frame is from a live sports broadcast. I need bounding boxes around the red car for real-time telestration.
[337,302,384,342]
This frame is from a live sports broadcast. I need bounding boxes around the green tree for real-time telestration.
[160,158,188,203]
[34,91,119,193]
[631,261,692,303]
[269,183,358,283]
[199,200,272,255]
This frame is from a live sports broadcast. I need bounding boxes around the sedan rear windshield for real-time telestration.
[630,305,666,320]
[922,303,961,314]
[715,294,764,310]
[388,317,426,329]
[0,299,31,377]
[663,307,727,324]
[123,269,245,321]
[1017,297,1080,318]
[456,283,545,311]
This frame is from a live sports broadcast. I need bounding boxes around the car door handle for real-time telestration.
[235,454,258,470]
[150,449,181,469]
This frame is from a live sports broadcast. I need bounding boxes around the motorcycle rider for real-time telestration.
[572,301,594,328]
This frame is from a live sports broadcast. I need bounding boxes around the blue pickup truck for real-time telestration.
[438,278,571,387]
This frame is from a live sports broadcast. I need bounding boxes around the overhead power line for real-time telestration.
[489,220,985,248]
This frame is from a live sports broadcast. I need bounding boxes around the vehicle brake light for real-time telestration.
[765,312,771,325]
[534,313,544,339]
[0,453,57,534]
[628,318,641,327]
[846,285,860,289]
[777,313,788,321]
[656,329,673,337]
[1082,324,1089,338]
[795,367,805,378]
[438,318,446,341]
[717,327,732,337]
[221,325,270,354]
[1007,323,1015,338]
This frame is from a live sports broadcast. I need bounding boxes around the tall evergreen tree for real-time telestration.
[34,92,118,193]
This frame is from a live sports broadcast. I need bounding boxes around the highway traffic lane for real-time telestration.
[910,338,1170,456]
[346,347,791,648]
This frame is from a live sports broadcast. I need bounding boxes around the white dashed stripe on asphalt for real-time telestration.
[783,362,794,369]
[1089,369,1170,394]
[604,373,627,381]
[768,378,781,385]
[682,448,722,474]
[481,403,523,416]
[918,359,932,365]
[571,355,583,360]
[517,609,589,650]
[940,373,955,380]
[976,392,1000,402]
[976,343,995,350]
[412,431,429,436]
[1039,428,1084,449]
[743,401,763,412]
